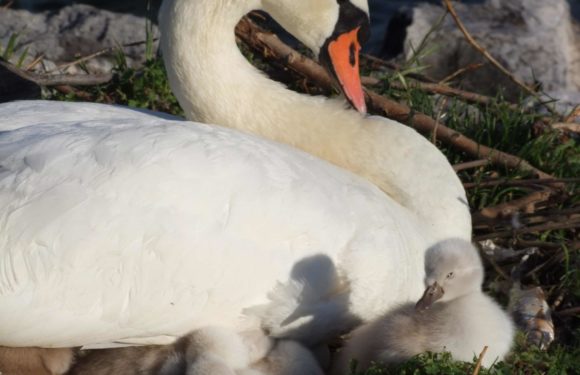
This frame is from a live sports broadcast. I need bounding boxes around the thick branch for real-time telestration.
[0,59,112,86]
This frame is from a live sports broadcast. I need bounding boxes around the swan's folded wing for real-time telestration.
[0,101,419,348]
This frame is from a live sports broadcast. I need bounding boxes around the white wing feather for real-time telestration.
[0,101,426,347]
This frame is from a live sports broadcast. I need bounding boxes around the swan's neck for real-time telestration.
[160,0,471,243]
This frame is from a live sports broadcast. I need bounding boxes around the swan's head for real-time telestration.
[262,0,370,113]
[415,239,484,310]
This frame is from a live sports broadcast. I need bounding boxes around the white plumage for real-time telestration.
[0,0,471,349]
[0,101,421,347]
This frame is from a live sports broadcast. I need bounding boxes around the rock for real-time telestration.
[538,90,580,117]
[398,0,580,99]
[0,4,159,72]
[366,0,487,57]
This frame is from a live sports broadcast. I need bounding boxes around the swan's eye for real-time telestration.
[446,272,454,279]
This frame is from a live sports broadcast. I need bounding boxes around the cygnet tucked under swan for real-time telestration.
[67,327,323,375]
[333,239,514,373]
[178,328,324,375]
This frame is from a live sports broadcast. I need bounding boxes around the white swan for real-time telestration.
[0,0,470,349]
[333,239,514,373]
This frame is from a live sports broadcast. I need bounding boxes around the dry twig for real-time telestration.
[388,80,518,109]
[361,53,437,83]
[54,85,94,100]
[431,97,448,144]
[474,219,580,241]
[472,346,488,375]
[474,190,553,220]
[555,307,580,317]
[564,105,580,123]
[464,178,580,189]
[24,54,45,71]
[453,159,490,172]
[551,122,580,133]
[439,63,484,84]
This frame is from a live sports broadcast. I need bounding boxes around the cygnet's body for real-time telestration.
[248,340,324,375]
[67,327,323,375]
[334,239,514,373]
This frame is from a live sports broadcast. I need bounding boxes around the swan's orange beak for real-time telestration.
[323,27,367,114]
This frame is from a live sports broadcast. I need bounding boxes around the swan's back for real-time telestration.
[0,101,427,348]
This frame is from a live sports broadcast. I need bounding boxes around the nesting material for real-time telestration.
[509,285,554,350]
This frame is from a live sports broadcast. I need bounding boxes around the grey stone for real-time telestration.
[539,90,580,117]
[401,0,580,99]
[0,4,159,72]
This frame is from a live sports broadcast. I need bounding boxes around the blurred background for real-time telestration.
[2,0,579,101]
[4,0,580,57]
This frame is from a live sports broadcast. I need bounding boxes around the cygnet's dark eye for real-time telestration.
[446,272,454,279]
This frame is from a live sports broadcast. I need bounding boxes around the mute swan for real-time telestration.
[0,0,470,350]
[333,239,514,373]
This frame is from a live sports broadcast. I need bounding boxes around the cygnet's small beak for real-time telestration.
[415,282,444,311]
[320,27,367,114]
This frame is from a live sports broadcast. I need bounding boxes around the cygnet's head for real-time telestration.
[262,0,370,113]
[415,239,484,310]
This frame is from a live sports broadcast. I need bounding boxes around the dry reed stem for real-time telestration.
[472,346,488,375]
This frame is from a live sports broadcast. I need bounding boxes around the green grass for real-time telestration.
[46,57,182,116]
[41,44,580,375]
[347,334,580,375]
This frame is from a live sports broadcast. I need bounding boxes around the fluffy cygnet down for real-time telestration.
[67,326,323,375]
[333,239,514,374]
[248,340,324,375]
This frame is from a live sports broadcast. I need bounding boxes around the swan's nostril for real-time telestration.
[349,42,356,67]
